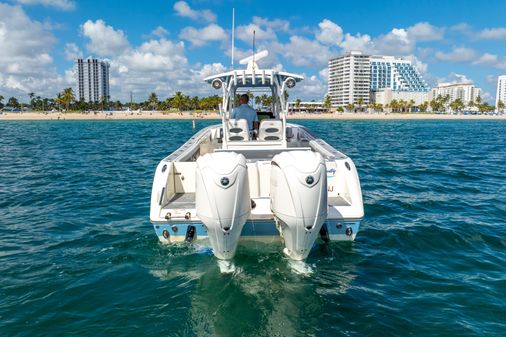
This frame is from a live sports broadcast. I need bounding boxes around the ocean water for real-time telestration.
[0,119,505,336]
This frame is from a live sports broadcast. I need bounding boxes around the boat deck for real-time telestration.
[167,193,195,209]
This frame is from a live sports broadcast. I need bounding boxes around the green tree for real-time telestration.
[497,100,505,113]
[345,103,355,112]
[390,99,399,112]
[449,98,464,113]
[7,97,20,108]
[357,97,364,112]
[148,92,158,111]
[419,101,428,112]
[0,95,4,109]
[60,88,75,111]
[407,99,415,113]
[323,95,331,111]
[29,92,35,110]
[478,102,494,113]
[171,91,186,111]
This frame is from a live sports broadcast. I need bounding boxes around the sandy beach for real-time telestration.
[1,111,505,121]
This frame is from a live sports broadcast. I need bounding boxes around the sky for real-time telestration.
[1,0,506,103]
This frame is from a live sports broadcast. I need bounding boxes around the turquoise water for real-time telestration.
[0,119,505,336]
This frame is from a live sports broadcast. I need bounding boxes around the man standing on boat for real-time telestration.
[231,94,259,131]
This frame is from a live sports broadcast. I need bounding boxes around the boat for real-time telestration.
[150,50,364,264]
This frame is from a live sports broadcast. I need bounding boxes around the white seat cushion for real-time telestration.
[227,119,250,141]
[258,119,283,141]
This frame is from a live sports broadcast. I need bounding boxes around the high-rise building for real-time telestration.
[496,75,506,108]
[370,55,429,92]
[328,51,370,107]
[430,83,481,105]
[76,58,110,103]
[328,51,429,107]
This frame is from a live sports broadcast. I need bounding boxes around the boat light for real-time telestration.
[306,176,314,185]
[162,230,170,239]
[346,227,353,236]
[185,212,191,220]
[171,225,178,232]
[165,212,171,220]
[286,77,296,88]
[212,79,222,90]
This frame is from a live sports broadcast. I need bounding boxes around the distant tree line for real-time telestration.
[336,94,500,114]
[0,89,224,112]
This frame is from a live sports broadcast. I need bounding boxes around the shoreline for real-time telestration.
[1,111,505,121]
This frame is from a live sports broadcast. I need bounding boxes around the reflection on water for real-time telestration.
[149,241,359,337]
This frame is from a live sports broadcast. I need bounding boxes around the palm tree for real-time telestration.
[419,101,428,112]
[29,92,35,110]
[254,96,261,108]
[172,91,186,111]
[449,99,464,114]
[99,95,106,112]
[357,97,364,112]
[390,99,398,112]
[148,92,158,111]
[7,97,20,108]
[60,88,75,111]
[0,95,4,109]
[498,100,505,113]
[191,96,200,111]
[345,103,355,113]
[407,99,415,113]
[323,95,331,111]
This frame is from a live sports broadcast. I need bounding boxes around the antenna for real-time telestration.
[231,8,235,68]
[252,30,256,71]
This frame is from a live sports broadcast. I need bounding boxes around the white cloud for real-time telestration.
[236,23,277,43]
[81,19,130,57]
[437,73,474,86]
[105,37,227,100]
[152,26,169,37]
[407,22,444,41]
[477,27,506,40]
[435,47,478,62]
[173,1,216,23]
[290,74,327,100]
[64,42,82,60]
[372,28,414,55]
[252,17,290,33]
[316,19,343,45]
[277,36,333,68]
[0,3,72,99]
[14,0,75,11]
[473,53,506,70]
[179,24,227,47]
[339,33,372,52]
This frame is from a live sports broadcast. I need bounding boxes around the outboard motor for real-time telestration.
[270,151,327,260]
[196,152,250,260]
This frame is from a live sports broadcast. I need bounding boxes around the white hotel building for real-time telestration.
[328,51,371,107]
[76,58,110,103]
[430,83,481,106]
[496,75,506,108]
[328,51,429,108]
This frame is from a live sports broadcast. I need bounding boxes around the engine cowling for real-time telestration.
[196,152,250,260]
[270,151,327,260]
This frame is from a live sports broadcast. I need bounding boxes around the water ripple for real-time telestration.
[0,119,505,336]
